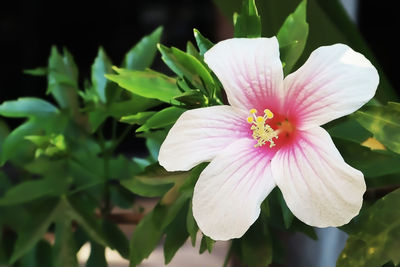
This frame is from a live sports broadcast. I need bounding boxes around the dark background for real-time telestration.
[0,0,217,102]
[1,0,398,102]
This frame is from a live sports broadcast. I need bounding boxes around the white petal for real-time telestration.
[193,138,276,241]
[158,105,248,171]
[283,44,379,128]
[204,38,284,112]
[271,126,366,227]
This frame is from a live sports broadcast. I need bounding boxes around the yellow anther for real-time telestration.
[247,108,278,148]
[264,109,273,119]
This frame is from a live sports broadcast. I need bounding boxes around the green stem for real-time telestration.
[222,243,233,267]
[98,128,111,215]
[109,124,134,154]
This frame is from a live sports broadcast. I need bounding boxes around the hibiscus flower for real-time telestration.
[158,37,379,241]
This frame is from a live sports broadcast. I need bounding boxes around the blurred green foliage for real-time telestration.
[0,0,399,266]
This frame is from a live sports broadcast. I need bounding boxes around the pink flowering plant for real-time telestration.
[1,0,400,266]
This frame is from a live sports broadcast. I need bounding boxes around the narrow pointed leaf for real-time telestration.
[193,29,214,56]
[136,107,185,132]
[277,0,309,75]
[120,111,156,125]
[47,46,80,109]
[158,44,215,97]
[23,67,48,76]
[163,205,189,264]
[0,98,59,118]
[122,26,163,70]
[0,177,68,206]
[233,0,261,38]
[186,201,198,246]
[91,47,113,103]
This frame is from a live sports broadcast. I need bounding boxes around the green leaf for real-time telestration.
[174,89,205,109]
[109,155,142,181]
[91,47,113,103]
[337,189,400,267]
[1,111,68,164]
[121,178,173,198]
[106,68,179,104]
[120,111,156,125]
[239,219,273,267]
[0,120,38,165]
[35,240,53,267]
[23,67,48,76]
[333,139,400,179]
[0,98,59,118]
[136,106,185,132]
[107,95,159,118]
[0,171,11,197]
[233,0,261,38]
[0,119,9,155]
[122,26,163,70]
[186,200,198,246]
[289,217,318,240]
[193,29,214,56]
[186,41,203,63]
[129,209,164,267]
[0,177,68,206]
[86,242,107,267]
[67,159,105,193]
[353,102,400,154]
[18,245,38,267]
[63,197,110,248]
[102,220,130,259]
[277,190,294,229]
[327,118,372,143]
[129,167,199,266]
[179,163,208,195]
[87,110,108,133]
[154,193,193,231]
[47,46,80,109]
[88,94,159,133]
[25,134,68,158]
[266,188,317,240]
[141,129,169,161]
[199,235,215,254]
[109,184,136,209]
[158,44,216,97]
[52,217,78,267]
[277,0,309,75]
[9,199,60,264]
[121,163,188,197]
[163,204,189,264]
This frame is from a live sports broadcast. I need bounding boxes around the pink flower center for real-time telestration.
[247,108,296,149]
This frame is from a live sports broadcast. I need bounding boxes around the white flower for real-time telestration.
[159,37,379,241]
